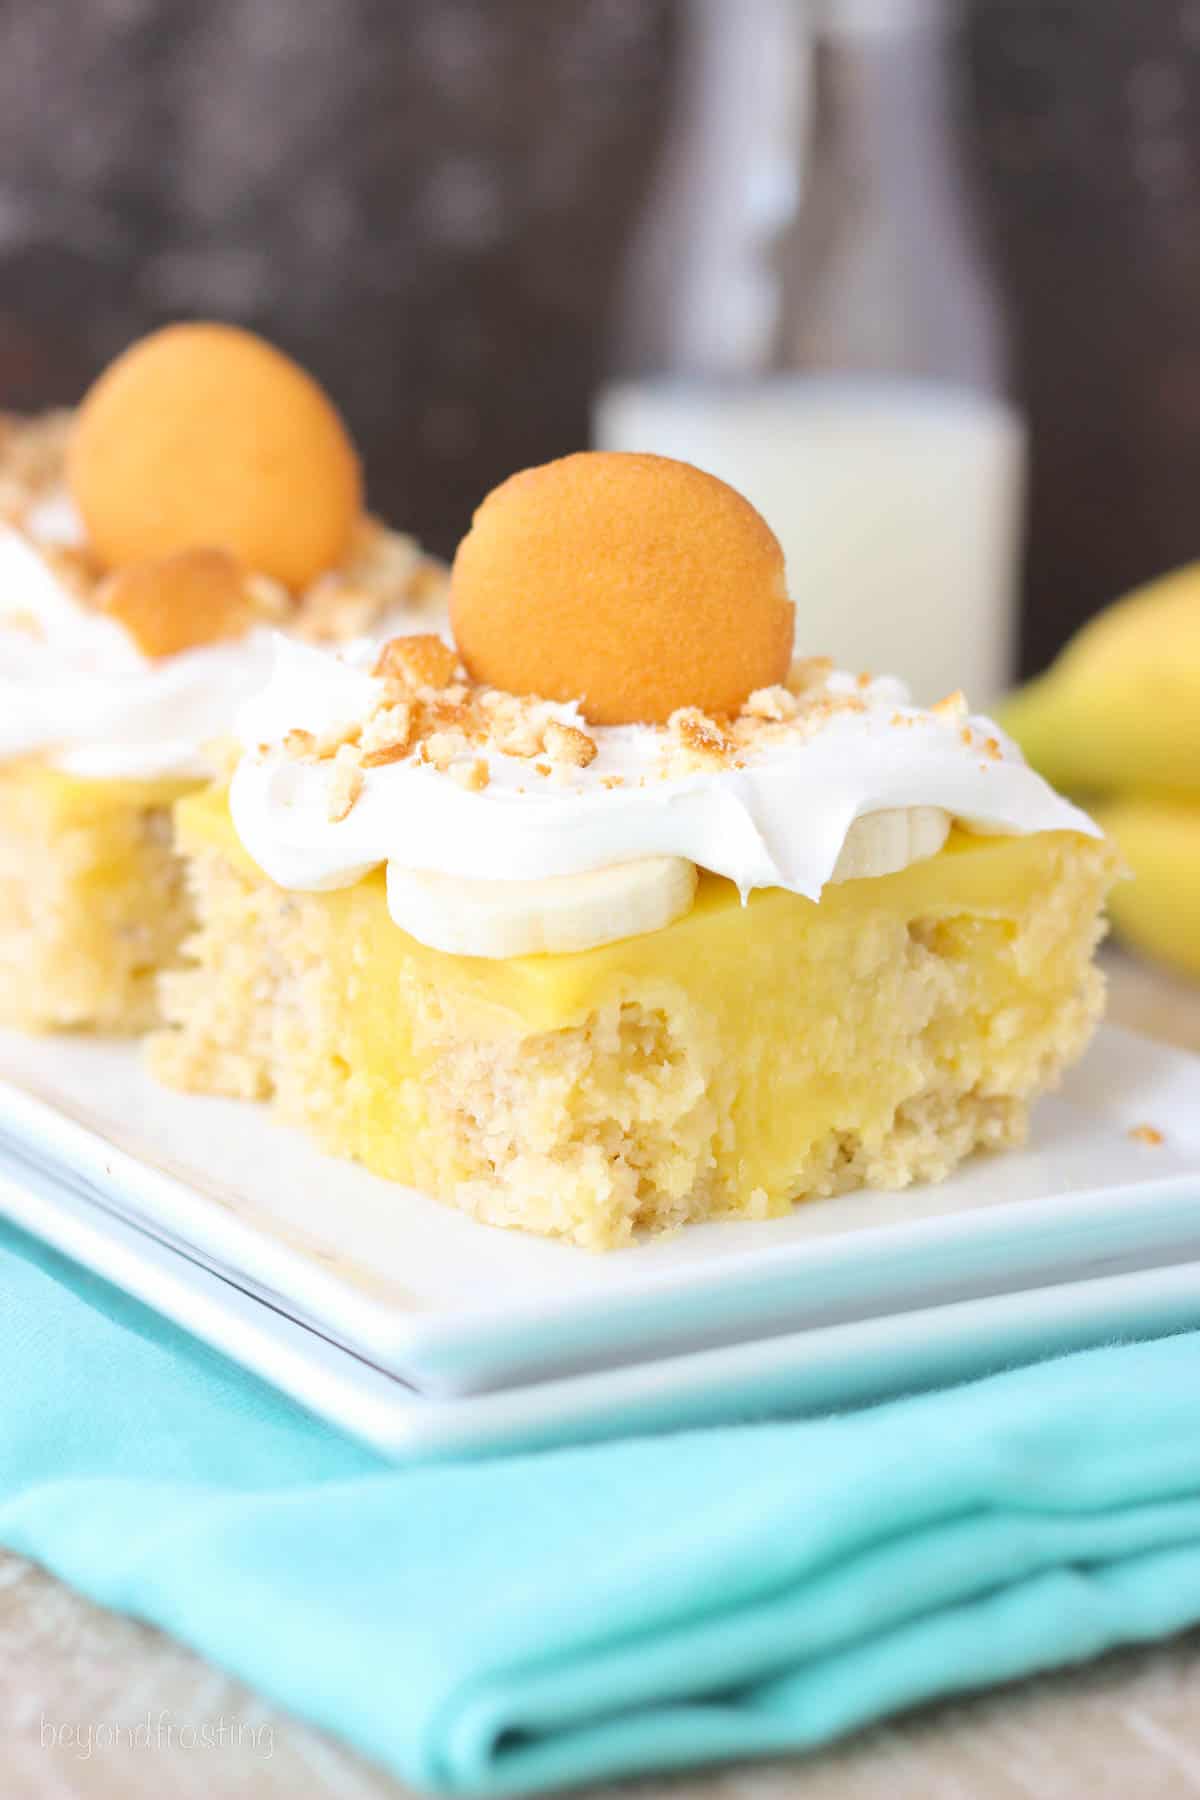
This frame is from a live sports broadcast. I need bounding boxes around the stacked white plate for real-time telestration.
[2,1024,1199,1461]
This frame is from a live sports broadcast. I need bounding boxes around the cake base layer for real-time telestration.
[0,762,198,1033]
[152,792,1118,1247]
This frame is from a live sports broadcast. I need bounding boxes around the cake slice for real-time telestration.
[156,794,1112,1247]
[0,327,443,1033]
[150,452,1118,1246]
[0,761,195,1032]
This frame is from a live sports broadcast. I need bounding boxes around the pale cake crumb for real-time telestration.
[1129,1123,1165,1146]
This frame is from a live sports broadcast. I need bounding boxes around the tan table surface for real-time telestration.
[3,949,1199,1799]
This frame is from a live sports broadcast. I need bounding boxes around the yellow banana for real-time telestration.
[999,562,1200,797]
[1093,796,1200,979]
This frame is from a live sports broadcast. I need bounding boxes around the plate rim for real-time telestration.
[1,1023,1199,1393]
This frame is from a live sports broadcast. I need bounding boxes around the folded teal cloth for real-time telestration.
[3,1217,1200,1795]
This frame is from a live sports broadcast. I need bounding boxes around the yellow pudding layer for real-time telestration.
[0,760,199,1032]
[152,786,1118,1248]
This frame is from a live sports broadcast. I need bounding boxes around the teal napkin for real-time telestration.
[3,1216,1200,1796]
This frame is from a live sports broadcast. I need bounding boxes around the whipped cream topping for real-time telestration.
[229,638,1100,909]
[0,522,422,781]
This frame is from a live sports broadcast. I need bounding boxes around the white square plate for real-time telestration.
[5,1149,1200,1463]
[1,1024,1198,1395]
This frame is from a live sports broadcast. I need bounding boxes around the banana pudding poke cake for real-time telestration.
[152,452,1119,1248]
[0,323,443,1032]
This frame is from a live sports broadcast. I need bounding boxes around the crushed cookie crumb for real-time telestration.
[786,655,834,697]
[294,523,447,644]
[359,701,413,761]
[932,689,968,720]
[741,684,797,722]
[481,691,546,757]
[1129,1123,1165,1146]
[283,721,361,762]
[253,621,1002,814]
[0,607,42,638]
[856,671,873,689]
[544,719,598,768]
[326,745,364,822]
[244,571,294,622]
[302,581,379,641]
[373,633,460,691]
[361,742,410,769]
[670,707,730,758]
[423,729,464,772]
[449,757,490,792]
[0,409,73,526]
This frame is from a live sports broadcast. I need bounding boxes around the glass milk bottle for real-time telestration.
[597,0,1023,707]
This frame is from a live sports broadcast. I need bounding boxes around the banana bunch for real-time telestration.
[1000,563,1200,977]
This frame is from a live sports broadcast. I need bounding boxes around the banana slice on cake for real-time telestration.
[386,807,952,959]
[830,806,951,884]
[386,856,699,958]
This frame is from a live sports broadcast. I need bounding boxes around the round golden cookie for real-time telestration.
[450,451,794,725]
[68,323,362,589]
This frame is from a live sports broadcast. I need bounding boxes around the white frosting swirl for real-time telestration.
[229,638,1099,905]
[0,520,410,781]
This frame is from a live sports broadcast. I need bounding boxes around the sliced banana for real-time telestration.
[387,808,950,958]
[386,856,698,959]
[830,806,951,884]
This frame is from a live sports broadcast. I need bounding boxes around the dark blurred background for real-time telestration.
[1,0,1197,679]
